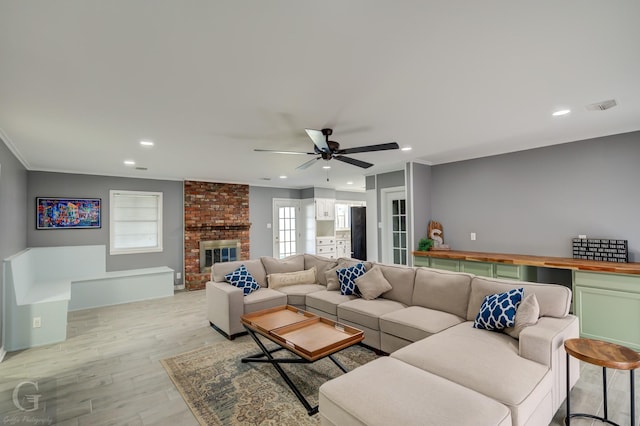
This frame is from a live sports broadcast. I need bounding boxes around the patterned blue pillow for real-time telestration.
[225,264,260,296]
[337,263,367,296]
[473,288,524,331]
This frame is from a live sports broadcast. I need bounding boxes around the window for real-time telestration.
[110,190,163,255]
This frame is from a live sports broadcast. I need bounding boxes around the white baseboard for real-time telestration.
[0,346,6,363]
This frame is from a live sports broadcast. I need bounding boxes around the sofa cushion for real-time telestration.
[338,298,406,330]
[473,287,523,331]
[319,357,512,426]
[391,322,552,425]
[380,306,465,343]
[242,288,288,313]
[337,263,366,296]
[355,266,392,300]
[268,266,316,289]
[212,258,267,287]
[413,268,473,318]
[505,293,540,339]
[306,290,357,317]
[467,277,571,320]
[304,254,337,285]
[375,263,416,306]
[275,283,325,306]
[224,264,260,295]
[261,254,305,274]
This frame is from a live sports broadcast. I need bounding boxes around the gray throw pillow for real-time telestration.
[325,264,341,291]
[354,266,393,300]
[505,293,540,339]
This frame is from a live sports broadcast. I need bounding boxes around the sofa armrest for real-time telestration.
[206,280,245,337]
[519,315,580,411]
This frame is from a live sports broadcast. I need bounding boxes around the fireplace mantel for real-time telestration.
[185,223,251,231]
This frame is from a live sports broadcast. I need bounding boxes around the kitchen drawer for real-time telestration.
[317,237,335,246]
[316,245,336,255]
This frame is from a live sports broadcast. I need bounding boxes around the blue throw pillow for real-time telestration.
[337,263,367,296]
[473,288,524,331]
[225,264,260,296]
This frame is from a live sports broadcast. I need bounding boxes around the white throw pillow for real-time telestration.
[268,266,316,289]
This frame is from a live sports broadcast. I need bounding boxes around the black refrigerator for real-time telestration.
[350,206,366,260]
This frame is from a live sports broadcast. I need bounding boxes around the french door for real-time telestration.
[273,199,300,259]
[381,188,407,265]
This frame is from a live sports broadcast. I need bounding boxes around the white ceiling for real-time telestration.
[1,1,639,191]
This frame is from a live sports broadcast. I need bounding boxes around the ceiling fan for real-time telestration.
[254,128,400,170]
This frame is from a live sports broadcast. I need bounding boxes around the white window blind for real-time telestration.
[110,190,163,255]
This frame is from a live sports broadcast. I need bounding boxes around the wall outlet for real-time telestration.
[176,272,182,280]
[33,317,42,328]
[267,223,272,229]
[470,232,477,241]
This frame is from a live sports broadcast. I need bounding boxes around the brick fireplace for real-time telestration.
[184,181,250,290]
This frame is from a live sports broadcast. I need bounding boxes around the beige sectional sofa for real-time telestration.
[206,254,579,426]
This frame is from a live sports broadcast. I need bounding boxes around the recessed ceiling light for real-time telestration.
[323,165,331,169]
[124,160,136,166]
[552,109,571,117]
[139,140,154,147]
[347,181,354,185]
[279,175,287,179]
[401,146,412,151]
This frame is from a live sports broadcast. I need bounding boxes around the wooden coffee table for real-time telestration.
[241,305,364,415]
[565,338,640,425]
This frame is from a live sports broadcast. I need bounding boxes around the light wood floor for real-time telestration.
[0,290,636,425]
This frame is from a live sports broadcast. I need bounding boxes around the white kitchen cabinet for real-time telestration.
[315,198,335,220]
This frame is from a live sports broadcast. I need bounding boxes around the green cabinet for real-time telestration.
[494,264,537,281]
[429,257,460,272]
[413,256,431,268]
[573,271,640,351]
[460,260,493,277]
[414,256,537,281]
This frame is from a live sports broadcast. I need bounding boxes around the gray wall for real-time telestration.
[27,172,184,282]
[431,131,640,261]
[335,190,366,202]
[408,162,432,260]
[0,138,28,352]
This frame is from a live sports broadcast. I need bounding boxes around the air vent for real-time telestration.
[586,99,617,111]
[135,167,148,171]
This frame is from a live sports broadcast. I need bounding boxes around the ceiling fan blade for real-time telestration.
[254,149,315,155]
[334,155,374,169]
[337,142,400,155]
[305,129,330,153]
[297,157,321,170]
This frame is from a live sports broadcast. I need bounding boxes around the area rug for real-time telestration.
[161,335,378,425]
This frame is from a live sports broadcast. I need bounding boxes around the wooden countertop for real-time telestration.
[412,250,640,275]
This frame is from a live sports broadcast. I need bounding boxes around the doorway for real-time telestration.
[381,187,407,265]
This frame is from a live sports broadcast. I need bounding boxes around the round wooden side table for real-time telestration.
[565,338,640,426]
